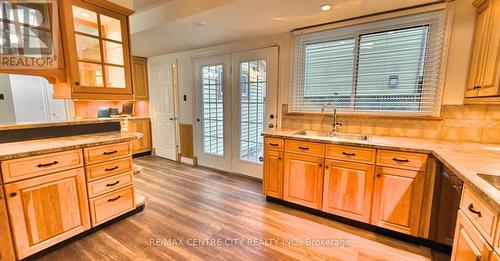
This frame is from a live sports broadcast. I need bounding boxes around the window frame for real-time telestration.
[291,10,446,117]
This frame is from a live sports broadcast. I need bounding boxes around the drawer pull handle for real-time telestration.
[298,146,309,150]
[392,158,409,163]
[107,195,121,202]
[106,181,120,187]
[103,150,118,155]
[37,161,59,168]
[105,166,119,172]
[342,152,356,157]
[269,143,279,146]
[468,203,482,217]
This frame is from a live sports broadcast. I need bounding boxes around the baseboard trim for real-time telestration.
[266,196,452,254]
[180,157,194,165]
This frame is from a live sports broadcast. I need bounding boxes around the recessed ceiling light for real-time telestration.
[320,4,331,11]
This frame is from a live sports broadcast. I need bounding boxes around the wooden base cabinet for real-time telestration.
[283,153,324,210]
[452,210,492,261]
[0,187,15,261]
[370,166,425,236]
[121,119,152,155]
[322,160,374,223]
[263,149,284,198]
[4,168,90,259]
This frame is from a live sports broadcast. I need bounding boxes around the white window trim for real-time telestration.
[288,2,454,118]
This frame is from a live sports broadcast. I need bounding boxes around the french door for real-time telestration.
[194,47,278,178]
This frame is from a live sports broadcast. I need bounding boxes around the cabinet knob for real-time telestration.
[10,192,17,197]
[376,174,381,178]
[75,82,80,86]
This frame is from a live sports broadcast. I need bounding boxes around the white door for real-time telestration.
[194,55,232,171]
[231,47,278,178]
[194,47,278,178]
[150,61,177,160]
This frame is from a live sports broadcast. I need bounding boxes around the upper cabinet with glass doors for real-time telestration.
[57,0,134,100]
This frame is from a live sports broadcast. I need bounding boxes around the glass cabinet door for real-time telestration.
[70,1,131,93]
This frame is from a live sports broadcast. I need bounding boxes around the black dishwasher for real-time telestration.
[429,164,463,246]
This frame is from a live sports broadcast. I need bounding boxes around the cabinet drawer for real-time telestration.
[460,186,498,244]
[84,142,131,165]
[87,172,133,198]
[89,185,135,226]
[1,149,84,183]
[285,140,325,157]
[325,145,376,164]
[376,150,428,171]
[85,157,133,182]
[264,138,284,151]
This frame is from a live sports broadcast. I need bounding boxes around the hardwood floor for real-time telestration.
[37,156,449,261]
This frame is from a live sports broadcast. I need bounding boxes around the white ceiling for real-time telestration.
[130,0,441,57]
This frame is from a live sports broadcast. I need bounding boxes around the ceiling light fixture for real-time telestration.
[320,4,332,11]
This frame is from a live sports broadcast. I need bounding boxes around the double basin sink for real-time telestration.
[293,130,371,141]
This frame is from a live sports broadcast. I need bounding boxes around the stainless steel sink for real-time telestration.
[478,173,500,190]
[293,130,370,141]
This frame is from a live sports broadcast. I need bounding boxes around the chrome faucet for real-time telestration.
[321,102,342,135]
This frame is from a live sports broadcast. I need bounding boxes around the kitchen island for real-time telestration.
[0,120,144,261]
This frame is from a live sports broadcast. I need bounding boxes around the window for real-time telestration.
[291,10,446,115]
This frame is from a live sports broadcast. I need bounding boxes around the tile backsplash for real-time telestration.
[281,105,500,143]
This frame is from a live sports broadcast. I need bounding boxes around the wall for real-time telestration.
[0,75,16,125]
[108,0,134,10]
[148,0,493,149]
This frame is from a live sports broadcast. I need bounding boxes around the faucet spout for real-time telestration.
[320,102,341,135]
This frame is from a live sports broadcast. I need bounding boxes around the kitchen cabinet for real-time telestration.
[132,56,149,100]
[122,118,152,155]
[465,0,500,100]
[56,0,134,100]
[492,252,500,261]
[451,210,492,261]
[263,149,284,198]
[370,166,425,236]
[0,187,15,261]
[4,168,90,259]
[322,160,375,223]
[283,153,324,210]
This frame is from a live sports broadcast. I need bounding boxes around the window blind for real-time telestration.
[291,10,446,115]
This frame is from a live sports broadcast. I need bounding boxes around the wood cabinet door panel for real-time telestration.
[129,119,152,154]
[0,187,15,261]
[370,166,425,236]
[451,210,492,261]
[132,56,149,99]
[283,153,324,210]
[263,150,284,198]
[467,0,500,97]
[322,160,375,223]
[4,168,90,259]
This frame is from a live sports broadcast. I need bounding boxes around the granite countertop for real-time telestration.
[264,129,500,211]
[0,131,142,161]
[0,118,122,131]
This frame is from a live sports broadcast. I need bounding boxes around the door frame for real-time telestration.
[193,55,232,171]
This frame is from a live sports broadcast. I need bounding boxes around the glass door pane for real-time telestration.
[239,59,266,163]
[201,65,224,156]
